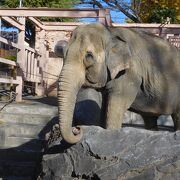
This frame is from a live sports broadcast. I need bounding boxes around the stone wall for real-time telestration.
[36,28,72,96]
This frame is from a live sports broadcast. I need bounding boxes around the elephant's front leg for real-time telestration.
[105,74,140,129]
[106,94,128,128]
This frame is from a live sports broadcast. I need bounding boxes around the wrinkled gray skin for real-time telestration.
[55,23,180,144]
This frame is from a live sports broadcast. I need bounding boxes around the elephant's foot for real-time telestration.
[172,110,180,131]
[147,127,159,131]
[141,115,158,131]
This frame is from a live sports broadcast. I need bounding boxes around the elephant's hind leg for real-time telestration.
[172,109,180,131]
[141,115,158,130]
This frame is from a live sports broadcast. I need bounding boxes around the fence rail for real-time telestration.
[168,36,180,49]
[0,36,20,50]
[0,56,22,101]
[0,8,111,26]
[0,57,16,66]
[1,16,25,30]
[24,47,41,82]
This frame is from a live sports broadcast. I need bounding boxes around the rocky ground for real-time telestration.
[41,126,180,180]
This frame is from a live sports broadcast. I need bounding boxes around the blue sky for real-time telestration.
[78,11,127,23]
[77,1,130,23]
[110,11,127,23]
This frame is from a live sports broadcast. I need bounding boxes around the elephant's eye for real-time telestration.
[84,51,94,68]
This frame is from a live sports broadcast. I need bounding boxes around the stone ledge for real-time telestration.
[41,127,180,180]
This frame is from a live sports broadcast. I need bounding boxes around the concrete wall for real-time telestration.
[36,29,72,96]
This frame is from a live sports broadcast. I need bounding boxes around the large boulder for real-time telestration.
[41,126,180,179]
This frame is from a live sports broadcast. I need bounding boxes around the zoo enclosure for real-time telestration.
[0,8,111,101]
[0,8,180,101]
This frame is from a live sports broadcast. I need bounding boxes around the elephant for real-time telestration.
[55,23,180,144]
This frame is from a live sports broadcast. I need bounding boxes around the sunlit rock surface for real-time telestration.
[42,126,180,180]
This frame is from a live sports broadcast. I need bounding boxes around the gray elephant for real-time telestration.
[55,23,180,144]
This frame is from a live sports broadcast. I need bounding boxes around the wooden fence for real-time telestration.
[168,36,180,49]
[0,16,43,101]
[0,8,180,101]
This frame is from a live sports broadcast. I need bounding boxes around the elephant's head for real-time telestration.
[55,23,131,144]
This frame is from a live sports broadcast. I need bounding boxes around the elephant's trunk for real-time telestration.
[58,63,84,144]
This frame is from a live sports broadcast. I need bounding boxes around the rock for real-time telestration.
[123,112,174,128]
[41,127,180,180]
[74,88,103,126]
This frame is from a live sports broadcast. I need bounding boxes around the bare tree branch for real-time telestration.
[80,0,104,8]
[104,0,140,22]
[80,0,141,22]
[92,0,104,8]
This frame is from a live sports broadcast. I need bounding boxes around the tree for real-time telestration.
[2,0,79,9]
[133,0,180,23]
[0,0,6,6]
[148,6,178,23]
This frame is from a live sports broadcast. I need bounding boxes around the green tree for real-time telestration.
[133,0,180,23]
[148,6,178,23]
[3,0,78,9]
[0,0,6,6]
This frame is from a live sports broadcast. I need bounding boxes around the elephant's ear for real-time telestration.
[107,35,131,79]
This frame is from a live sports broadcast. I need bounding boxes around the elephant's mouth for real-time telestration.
[84,70,107,89]
[83,78,105,89]
[85,75,97,84]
